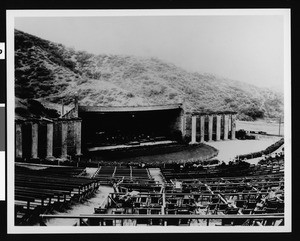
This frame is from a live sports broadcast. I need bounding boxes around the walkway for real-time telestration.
[207,136,281,164]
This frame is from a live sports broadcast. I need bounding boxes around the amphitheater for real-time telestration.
[14,99,285,227]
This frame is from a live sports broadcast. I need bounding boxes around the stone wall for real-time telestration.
[168,108,185,140]
[184,114,192,141]
[15,117,82,161]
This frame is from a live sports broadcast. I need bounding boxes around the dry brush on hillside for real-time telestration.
[15,29,283,121]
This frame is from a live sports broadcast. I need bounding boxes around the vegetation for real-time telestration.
[15,29,283,120]
[15,98,60,119]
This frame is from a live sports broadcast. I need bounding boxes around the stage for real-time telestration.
[88,140,177,152]
[84,142,218,165]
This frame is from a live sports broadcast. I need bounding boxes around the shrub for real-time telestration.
[240,106,264,120]
[63,59,76,71]
[168,92,177,100]
[77,78,88,85]
[126,93,135,98]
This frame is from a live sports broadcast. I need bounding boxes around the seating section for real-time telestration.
[165,174,284,215]
[26,149,285,226]
[114,167,131,179]
[118,168,160,193]
[97,166,115,177]
[15,164,100,225]
[132,168,149,179]
[161,156,284,180]
[93,166,152,184]
[91,169,284,226]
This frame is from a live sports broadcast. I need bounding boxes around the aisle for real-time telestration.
[148,168,165,186]
[207,136,281,164]
[245,143,284,165]
[44,185,113,226]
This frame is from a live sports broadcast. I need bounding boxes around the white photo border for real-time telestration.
[6,9,292,234]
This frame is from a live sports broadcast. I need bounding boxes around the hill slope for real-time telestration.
[15,29,283,120]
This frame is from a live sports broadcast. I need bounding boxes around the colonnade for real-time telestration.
[15,119,82,160]
[190,114,236,144]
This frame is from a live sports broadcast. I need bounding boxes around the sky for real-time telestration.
[15,14,285,91]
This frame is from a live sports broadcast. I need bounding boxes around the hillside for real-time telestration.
[15,29,283,120]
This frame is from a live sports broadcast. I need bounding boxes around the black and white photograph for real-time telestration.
[6,9,291,233]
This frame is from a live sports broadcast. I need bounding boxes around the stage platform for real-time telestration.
[87,140,176,152]
[83,141,219,165]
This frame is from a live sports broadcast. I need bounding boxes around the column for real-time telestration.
[31,122,38,159]
[181,114,186,137]
[231,114,236,140]
[216,115,221,141]
[75,120,82,156]
[191,115,197,143]
[61,121,68,158]
[74,97,79,118]
[180,109,185,139]
[223,114,229,140]
[46,122,54,159]
[15,122,22,159]
[199,115,205,143]
[208,115,213,142]
[185,115,192,140]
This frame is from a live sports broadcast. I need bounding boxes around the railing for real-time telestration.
[40,213,284,226]
[109,191,283,196]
